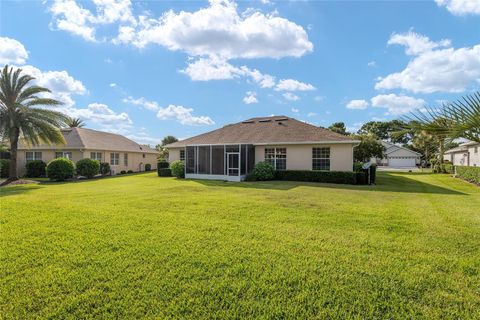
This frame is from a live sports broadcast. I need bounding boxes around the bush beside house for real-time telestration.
[46,158,75,181]
[26,160,46,178]
[170,160,185,178]
[76,159,100,178]
[145,164,151,171]
[251,161,275,181]
[274,170,359,185]
[158,168,172,177]
[99,163,111,176]
[455,166,480,185]
[0,159,10,178]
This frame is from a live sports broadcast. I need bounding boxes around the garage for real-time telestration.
[388,157,417,167]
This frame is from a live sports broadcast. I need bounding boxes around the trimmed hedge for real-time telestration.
[46,158,75,181]
[251,161,275,181]
[99,162,111,176]
[26,160,46,178]
[120,170,127,174]
[455,166,480,185]
[274,170,359,185]
[145,163,152,171]
[127,170,133,174]
[0,159,10,178]
[170,160,185,178]
[443,164,454,174]
[158,160,169,169]
[158,168,172,177]
[76,158,100,178]
[353,162,377,184]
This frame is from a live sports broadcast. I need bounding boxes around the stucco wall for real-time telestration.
[468,145,479,166]
[255,144,354,171]
[168,148,181,162]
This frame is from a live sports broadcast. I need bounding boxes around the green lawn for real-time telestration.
[1,172,479,319]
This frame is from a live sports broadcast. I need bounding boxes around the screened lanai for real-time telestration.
[185,144,255,181]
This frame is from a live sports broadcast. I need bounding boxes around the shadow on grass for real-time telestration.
[190,172,465,195]
[0,185,44,197]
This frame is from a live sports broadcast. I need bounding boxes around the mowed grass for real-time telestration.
[1,172,479,319]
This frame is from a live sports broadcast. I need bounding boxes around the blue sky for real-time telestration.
[1,0,479,145]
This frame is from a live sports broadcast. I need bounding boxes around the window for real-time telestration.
[26,151,42,162]
[264,147,287,170]
[55,151,72,160]
[90,152,102,161]
[180,149,185,161]
[110,153,119,165]
[312,147,330,171]
[124,153,128,166]
[475,147,478,154]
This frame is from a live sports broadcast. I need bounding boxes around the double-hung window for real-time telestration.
[264,147,287,170]
[110,153,119,165]
[312,147,330,171]
[180,149,185,161]
[26,151,42,162]
[90,152,102,161]
[124,153,128,166]
[55,151,72,160]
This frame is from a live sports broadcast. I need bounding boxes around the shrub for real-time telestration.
[25,160,46,178]
[251,161,275,181]
[145,163,151,171]
[46,158,75,181]
[99,162,111,176]
[170,160,185,178]
[0,159,10,178]
[352,162,376,184]
[158,168,172,177]
[353,162,364,172]
[120,170,127,174]
[158,160,169,169]
[76,158,100,178]
[455,166,480,185]
[274,170,358,185]
[127,170,133,174]
[443,164,454,174]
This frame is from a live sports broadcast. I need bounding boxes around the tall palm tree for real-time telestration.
[65,116,86,128]
[0,65,68,182]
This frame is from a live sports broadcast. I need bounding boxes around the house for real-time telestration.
[165,116,360,181]
[444,141,480,167]
[17,127,159,176]
[371,141,421,167]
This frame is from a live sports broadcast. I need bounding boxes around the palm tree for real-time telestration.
[0,65,68,182]
[65,116,85,128]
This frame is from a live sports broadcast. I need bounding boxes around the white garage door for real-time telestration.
[388,157,416,167]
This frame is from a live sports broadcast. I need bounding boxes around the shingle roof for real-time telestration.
[18,127,159,154]
[166,116,359,148]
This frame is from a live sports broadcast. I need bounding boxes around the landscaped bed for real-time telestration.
[1,172,479,318]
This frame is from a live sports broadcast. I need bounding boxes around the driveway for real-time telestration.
[377,166,421,172]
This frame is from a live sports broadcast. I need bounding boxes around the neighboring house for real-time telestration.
[17,127,159,176]
[371,141,421,167]
[166,116,360,181]
[444,141,480,167]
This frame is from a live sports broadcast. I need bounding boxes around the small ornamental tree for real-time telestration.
[170,160,185,178]
[46,158,75,181]
[252,161,275,181]
[76,158,100,178]
[26,160,46,177]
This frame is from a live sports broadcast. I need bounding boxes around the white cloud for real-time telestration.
[109,83,117,87]
[314,96,324,102]
[114,0,313,59]
[240,66,276,88]
[0,37,29,65]
[371,94,425,115]
[367,61,376,67]
[307,112,317,117]
[291,107,299,113]
[435,0,480,15]
[376,32,480,93]
[275,79,315,91]
[388,31,450,56]
[283,92,299,101]
[243,91,258,104]
[181,56,241,81]
[157,105,214,126]
[346,99,369,110]
[346,122,363,133]
[123,96,160,111]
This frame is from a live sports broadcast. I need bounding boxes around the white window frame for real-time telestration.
[26,151,42,162]
[110,153,119,166]
[264,147,287,170]
[55,151,72,160]
[180,149,185,161]
[90,152,102,161]
[312,147,330,171]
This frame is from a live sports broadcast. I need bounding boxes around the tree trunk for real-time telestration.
[8,127,20,181]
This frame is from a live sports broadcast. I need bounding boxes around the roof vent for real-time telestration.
[242,120,254,124]
[259,119,272,123]
[275,118,288,121]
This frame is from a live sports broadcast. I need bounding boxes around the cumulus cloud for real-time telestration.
[388,31,451,56]
[346,99,369,110]
[376,32,480,93]
[283,92,299,101]
[123,96,160,111]
[72,103,132,125]
[275,79,315,91]
[371,94,425,115]
[291,107,299,113]
[114,0,313,59]
[0,37,29,65]
[435,0,480,16]
[157,105,215,125]
[243,91,258,104]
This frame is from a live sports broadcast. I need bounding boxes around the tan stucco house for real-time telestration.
[17,127,159,176]
[443,141,480,167]
[166,116,360,181]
